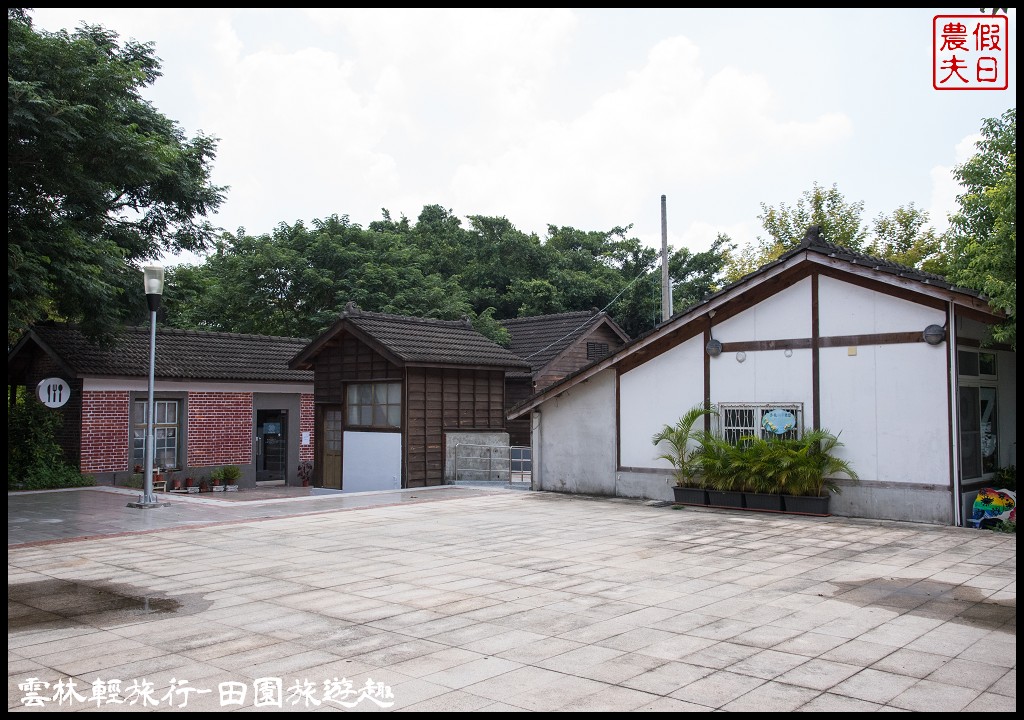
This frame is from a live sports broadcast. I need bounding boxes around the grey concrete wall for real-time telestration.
[615,470,676,502]
[829,478,953,525]
[445,431,510,482]
[535,369,617,495]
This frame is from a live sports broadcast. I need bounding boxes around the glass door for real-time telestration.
[256,409,287,483]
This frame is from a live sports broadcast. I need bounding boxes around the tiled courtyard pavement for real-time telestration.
[8,489,1016,712]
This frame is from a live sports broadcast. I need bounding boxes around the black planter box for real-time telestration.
[707,490,745,509]
[782,494,831,515]
[743,492,784,512]
[672,486,709,506]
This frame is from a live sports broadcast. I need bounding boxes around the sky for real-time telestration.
[30,8,1017,265]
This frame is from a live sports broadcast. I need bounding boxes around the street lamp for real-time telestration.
[128,264,170,509]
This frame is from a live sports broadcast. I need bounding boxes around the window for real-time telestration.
[718,402,803,444]
[346,382,401,429]
[587,342,610,361]
[958,348,999,480]
[959,349,997,379]
[132,399,180,470]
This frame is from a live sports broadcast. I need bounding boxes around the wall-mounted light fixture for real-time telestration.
[923,324,946,345]
[706,338,722,357]
[736,351,747,363]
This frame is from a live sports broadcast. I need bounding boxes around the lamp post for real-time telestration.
[128,264,170,509]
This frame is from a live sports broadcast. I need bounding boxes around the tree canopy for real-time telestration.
[163,209,728,343]
[946,108,1016,348]
[7,9,226,342]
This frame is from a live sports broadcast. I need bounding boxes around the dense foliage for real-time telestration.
[162,207,729,341]
[946,108,1016,348]
[8,395,94,490]
[8,9,225,343]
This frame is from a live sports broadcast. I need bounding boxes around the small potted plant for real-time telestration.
[298,460,313,487]
[186,474,200,494]
[210,470,225,492]
[221,465,241,491]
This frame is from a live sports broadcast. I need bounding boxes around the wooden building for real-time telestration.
[501,310,629,446]
[289,303,530,490]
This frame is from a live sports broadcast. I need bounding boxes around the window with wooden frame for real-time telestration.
[346,382,402,429]
[132,399,181,470]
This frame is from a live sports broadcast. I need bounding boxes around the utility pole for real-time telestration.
[661,195,672,323]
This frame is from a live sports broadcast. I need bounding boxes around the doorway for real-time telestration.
[256,409,288,483]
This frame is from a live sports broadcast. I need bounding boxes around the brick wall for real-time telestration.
[300,393,315,462]
[187,392,253,467]
[81,391,130,473]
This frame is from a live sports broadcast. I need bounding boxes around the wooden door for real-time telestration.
[322,408,343,489]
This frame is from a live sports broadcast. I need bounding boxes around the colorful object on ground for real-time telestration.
[970,487,1016,528]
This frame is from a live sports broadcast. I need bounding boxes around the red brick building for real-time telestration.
[8,324,314,487]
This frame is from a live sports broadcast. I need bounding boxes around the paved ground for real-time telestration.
[8,487,1017,712]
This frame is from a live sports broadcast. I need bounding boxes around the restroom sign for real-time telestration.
[36,378,71,408]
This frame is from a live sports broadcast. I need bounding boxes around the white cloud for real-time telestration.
[927,133,980,232]
[34,7,1001,264]
[448,35,852,248]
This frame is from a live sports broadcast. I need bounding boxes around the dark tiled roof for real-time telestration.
[27,324,313,383]
[784,225,984,296]
[299,305,531,369]
[500,310,609,375]
[657,225,987,331]
[508,225,997,418]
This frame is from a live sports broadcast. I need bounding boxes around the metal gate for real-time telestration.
[453,444,532,486]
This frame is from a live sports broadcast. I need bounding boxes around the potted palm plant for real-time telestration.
[782,429,858,515]
[652,404,718,506]
[697,435,746,509]
[738,436,787,511]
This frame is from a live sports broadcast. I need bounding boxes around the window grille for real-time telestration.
[717,402,803,444]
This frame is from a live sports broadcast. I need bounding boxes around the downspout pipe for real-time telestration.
[948,305,961,526]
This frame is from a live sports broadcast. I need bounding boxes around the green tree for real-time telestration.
[760,181,868,250]
[7,9,226,342]
[867,204,946,275]
[725,183,953,282]
[608,236,660,337]
[670,232,732,312]
[725,182,869,282]
[946,108,1016,348]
